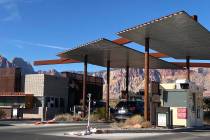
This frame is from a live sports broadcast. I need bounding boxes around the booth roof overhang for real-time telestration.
[57,38,182,69]
[117,11,210,60]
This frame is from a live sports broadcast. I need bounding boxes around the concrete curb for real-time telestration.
[97,126,210,134]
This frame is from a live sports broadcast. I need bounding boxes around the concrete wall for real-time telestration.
[25,74,44,96]
[25,74,68,112]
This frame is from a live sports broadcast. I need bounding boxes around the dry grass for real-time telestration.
[54,114,82,122]
[111,122,124,128]
[90,114,100,122]
[112,115,151,129]
[88,107,106,122]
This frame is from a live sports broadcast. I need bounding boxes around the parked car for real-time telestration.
[91,100,115,113]
[114,100,144,120]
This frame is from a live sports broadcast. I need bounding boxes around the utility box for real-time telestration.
[156,107,171,128]
[160,79,203,127]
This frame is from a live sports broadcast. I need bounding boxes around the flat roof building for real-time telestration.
[0,68,22,92]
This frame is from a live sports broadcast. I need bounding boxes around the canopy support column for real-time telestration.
[126,66,129,101]
[186,56,190,81]
[82,55,88,117]
[144,38,150,121]
[106,60,110,121]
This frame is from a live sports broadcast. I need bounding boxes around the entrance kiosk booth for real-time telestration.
[160,79,203,127]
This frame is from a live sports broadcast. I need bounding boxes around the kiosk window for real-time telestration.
[55,98,59,108]
[192,93,196,111]
[197,108,200,118]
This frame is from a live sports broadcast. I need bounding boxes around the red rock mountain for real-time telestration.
[94,68,210,99]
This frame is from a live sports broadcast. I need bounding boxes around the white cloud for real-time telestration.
[13,39,68,50]
[0,0,21,21]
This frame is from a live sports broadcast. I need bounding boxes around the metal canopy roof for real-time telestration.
[117,11,210,60]
[58,38,181,69]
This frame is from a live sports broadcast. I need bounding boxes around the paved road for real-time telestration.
[1,123,210,140]
[0,123,109,140]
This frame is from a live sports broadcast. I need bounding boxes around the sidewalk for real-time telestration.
[97,125,210,134]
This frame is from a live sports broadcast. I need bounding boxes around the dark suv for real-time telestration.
[114,100,144,120]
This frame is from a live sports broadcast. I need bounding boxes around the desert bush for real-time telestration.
[0,109,6,119]
[141,121,152,128]
[96,107,106,119]
[124,115,144,126]
[112,115,152,129]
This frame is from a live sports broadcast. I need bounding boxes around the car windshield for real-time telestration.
[116,101,143,108]
[116,101,127,108]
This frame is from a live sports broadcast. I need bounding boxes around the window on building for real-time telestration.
[197,108,200,118]
[192,93,196,112]
[44,97,50,107]
[60,98,64,108]
[55,98,59,108]
[163,91,168,102]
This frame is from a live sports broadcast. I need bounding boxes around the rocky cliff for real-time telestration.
[0,56,59,75]
[95,68,210,99]
[0,56,13,68]
[0,56,35,75]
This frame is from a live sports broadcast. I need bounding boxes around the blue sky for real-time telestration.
[0,0,210,72]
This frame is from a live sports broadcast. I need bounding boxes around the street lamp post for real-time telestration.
[41,96,45,122]
[87,93,91,133]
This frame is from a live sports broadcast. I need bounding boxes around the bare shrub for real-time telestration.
[0,109,6,119]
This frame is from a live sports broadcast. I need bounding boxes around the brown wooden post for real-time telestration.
[185,15,197,81]
[192,15,198,22]
[126,66,129,101]
[186,56,190,81]
[144,38,150,121]
[106,60,110,120]
[82,55,88,117]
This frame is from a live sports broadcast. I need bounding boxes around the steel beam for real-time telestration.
[172,62,210,68]
[82,55,88,117]
[106,60,110,121]
[34,58,79,65]
[192,15,198,22]
[186,56,190,81]
[126,66,129,101]
[149,53,168,58]
[144,38,150,121]
[112,38,131,45]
